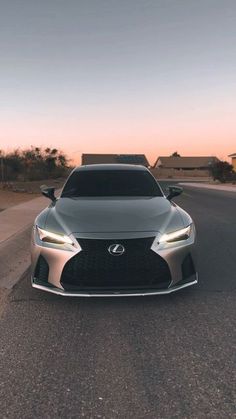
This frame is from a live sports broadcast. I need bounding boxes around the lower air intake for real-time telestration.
[34,255,49,284]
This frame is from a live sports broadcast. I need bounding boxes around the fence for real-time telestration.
[150,168,211,179]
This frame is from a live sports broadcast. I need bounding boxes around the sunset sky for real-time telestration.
[0,0,236,165]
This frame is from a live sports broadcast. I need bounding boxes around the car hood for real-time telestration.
[45,196,184,235]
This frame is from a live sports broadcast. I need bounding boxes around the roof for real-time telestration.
[228,153,236,157]
[74,164,148,172]
[154,156,219,169]
[81,153,149,167]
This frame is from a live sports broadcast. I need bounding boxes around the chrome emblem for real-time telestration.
[108,244,125,256]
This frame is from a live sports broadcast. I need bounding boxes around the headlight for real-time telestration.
[36,226,74,246]
[159,225,192,244]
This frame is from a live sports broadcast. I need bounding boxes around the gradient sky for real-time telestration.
[0,0,236,164]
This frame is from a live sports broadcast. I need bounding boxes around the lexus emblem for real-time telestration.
[108,244,125,256]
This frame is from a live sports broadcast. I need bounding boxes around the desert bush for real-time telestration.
[210,160,234,183]
[0,146,70,181]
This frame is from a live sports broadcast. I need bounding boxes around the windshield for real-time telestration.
[61,169,163,197]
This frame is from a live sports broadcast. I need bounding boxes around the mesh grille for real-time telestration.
[34,255,49,283]
[181,253,196,280]
[61,237,171,291]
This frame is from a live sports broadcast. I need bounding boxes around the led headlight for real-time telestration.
[36,226,74,246]
[159,224,192,244]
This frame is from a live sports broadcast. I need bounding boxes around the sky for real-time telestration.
[0,0,236,164]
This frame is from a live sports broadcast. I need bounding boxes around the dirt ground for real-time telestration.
[0,178,66,211]
[0,190,40,211]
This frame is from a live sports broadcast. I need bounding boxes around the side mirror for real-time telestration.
[41,186,56,202]
[167,186,183,201]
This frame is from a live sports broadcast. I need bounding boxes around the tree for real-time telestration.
[5,150,23,179]
[171,152,181,157]
[0,150,4,183]
[210,160,234,183]
[58,154,67,167]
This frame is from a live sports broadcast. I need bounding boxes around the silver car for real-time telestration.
[31,164,197,297]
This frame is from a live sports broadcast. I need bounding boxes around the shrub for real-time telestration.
[0,146,70,181]
[210,160,234,183]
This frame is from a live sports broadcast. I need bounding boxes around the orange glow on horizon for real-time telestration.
[0,109,235,166]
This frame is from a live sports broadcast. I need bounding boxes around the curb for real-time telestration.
[179,182,236,192]
[0,189,61,292]
[0,226,32,290]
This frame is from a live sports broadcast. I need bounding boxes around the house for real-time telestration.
[81,154,149,167]
[228,153,236,171]
[154,156,219,171]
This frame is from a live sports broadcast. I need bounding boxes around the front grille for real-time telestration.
[61,238,171,291]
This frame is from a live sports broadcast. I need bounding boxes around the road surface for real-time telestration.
[0,183,235,418]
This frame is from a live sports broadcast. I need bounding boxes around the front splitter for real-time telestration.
[32,277,198,297]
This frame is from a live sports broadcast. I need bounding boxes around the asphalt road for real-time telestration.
[0,183,235,418]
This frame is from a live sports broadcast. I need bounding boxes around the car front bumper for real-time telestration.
[31,231,197,297]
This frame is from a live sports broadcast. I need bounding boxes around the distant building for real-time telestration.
[81,154,149,167]
[228,153,236,171]
[154,156,219,171]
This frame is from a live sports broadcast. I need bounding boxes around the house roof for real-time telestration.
[154,156,219,169]
[228,153,236,157]
[81,154,149,167]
